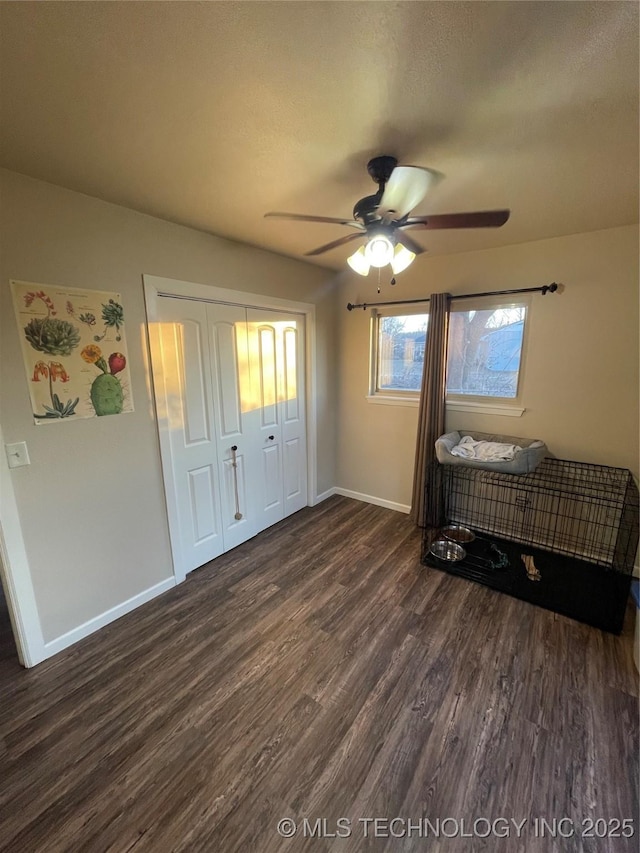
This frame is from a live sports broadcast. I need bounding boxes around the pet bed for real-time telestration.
[435,430,547,474]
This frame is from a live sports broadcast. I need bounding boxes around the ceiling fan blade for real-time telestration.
[378,166,436,220]
[400,210,510,230]
[396,231,425,255]
[305,232,364,256]
[264,212,364,230]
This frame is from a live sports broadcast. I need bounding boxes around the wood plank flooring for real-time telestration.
[0,496,638,852]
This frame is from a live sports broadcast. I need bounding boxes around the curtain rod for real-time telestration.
[346,282,559,311]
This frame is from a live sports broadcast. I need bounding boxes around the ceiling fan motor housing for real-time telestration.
[366,155,398,185]
[353,193,383,225]
[354,155,401,224]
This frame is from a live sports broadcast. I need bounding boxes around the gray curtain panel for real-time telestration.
[409,292,451,527]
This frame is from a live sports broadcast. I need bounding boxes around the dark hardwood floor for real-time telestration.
[1,496,638,852]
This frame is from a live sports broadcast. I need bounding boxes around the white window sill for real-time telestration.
[446,399,525,417]
[366,394,419,408]
[366,395,525,417]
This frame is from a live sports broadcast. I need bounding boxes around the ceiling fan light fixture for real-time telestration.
[364,234,394,268]
[391,243,416,275]
[347,246,370,276]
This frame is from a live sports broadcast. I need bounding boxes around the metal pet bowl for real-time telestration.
[441,524,475,544]
[430,539,466,562]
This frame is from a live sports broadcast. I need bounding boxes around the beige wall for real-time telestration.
[336,225,639,508]
[0,169,338,643]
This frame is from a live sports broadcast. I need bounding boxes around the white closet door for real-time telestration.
[246,309,307,526]
[206,303,259,551]
[154,297,224,576]
[151,297,309,580]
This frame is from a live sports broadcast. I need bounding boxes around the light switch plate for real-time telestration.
[5,441,30,468]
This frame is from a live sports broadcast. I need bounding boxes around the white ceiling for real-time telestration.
[1,1,638,269]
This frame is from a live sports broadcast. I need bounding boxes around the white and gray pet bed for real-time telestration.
[435,430,547,474]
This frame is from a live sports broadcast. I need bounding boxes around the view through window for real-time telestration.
[447,306,526,398]
[377,314,429,392]
[375,304,526,399]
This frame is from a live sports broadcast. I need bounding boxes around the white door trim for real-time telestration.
[143,275,318,582]
[0,423,46,667]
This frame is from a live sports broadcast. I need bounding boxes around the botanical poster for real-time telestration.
[11,280,134,423]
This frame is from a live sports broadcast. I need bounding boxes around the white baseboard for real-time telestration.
[43,576,176,659]
[333,487,411,515]
[311,487,337,505]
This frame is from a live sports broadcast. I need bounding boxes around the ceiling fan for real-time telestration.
[265,155,510,276]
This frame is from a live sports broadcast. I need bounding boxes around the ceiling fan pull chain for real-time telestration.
[377,267,381,294]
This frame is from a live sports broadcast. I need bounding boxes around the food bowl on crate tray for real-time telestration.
[441,524,475,544]
[430,539,466,562]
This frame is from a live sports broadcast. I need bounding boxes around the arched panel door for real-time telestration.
[246,309,307,528]
[207,303,260,551]
[153,297,224,577]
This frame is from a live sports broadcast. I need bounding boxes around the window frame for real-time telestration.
[367,297,531,416]
[368,305,430,401]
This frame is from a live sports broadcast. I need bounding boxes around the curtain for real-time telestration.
[409,292,451,527]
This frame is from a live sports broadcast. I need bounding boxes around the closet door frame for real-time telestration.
[143,275,318,584]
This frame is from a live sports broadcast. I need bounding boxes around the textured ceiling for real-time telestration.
[0,1,638,269]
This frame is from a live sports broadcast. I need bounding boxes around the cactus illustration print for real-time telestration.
[11,280,134,423]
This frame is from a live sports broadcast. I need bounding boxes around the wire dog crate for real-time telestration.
[422,458,639,633]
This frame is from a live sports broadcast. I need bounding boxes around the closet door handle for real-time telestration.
[230,445,242,520]
[268,435,275,441]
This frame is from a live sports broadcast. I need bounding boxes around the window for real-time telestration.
[447,305,526,399]
[376,313,429,393]
[369,301,528,409]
